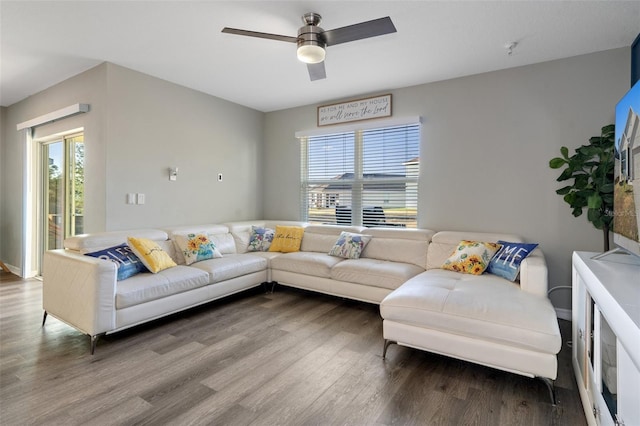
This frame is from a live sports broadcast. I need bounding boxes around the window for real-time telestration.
[301,122,420,227]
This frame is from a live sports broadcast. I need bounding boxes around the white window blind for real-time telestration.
[301,122,420,227]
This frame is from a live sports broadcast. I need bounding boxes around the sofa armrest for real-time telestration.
[43,249,117,336]
[519,248,548,297]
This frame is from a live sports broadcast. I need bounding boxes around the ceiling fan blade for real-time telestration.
[323,17,396,46]
[221,27,298,43]
[307,62,326,81]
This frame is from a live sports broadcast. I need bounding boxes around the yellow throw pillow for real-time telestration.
[441,240,501,275]
[128,236,177,273]
[268,226,305,253]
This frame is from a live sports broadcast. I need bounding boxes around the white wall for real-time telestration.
[262,48,631,312]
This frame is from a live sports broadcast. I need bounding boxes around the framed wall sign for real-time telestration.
[317,94,392,127]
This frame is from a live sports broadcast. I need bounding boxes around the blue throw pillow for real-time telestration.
[487,240,538,281]
[85,244,147,280]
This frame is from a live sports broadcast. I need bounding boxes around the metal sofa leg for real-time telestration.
[382,339,396,359]
[538,377,557,406]
[42,311,48,327]
[90,334,105,355]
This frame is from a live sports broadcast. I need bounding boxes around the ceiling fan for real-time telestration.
[222,12,397,81]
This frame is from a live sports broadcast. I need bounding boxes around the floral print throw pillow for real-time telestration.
[174,233,222,265]
[328,231,372,259]
[247,226,275,252]
[441,240,501,275]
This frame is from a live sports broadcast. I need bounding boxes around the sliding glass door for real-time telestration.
[39,133,84,271]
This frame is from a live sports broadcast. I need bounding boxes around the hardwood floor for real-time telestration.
[0,271,586,425]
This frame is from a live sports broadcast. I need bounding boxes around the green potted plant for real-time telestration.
[549,124,615,251]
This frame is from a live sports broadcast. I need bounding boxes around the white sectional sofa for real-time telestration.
[42,220,561,403]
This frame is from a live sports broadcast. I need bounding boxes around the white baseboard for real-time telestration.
[3,263,22,276]
[555,308,571,321]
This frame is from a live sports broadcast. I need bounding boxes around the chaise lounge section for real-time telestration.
[380,231,561,403]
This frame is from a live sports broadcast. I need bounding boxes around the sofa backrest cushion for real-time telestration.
[361,228,435,269]
[163,224,234,264]
[64,229,168,253]
[225,221,307,253]
[156,239,180,263]
[427,231,523,270]
[227,222,266,254]
[300,225,366,253]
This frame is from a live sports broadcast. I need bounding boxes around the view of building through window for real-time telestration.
[301,124,420,227]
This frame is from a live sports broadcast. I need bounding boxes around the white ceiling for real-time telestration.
[1,1,639,112]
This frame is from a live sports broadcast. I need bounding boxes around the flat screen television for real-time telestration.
[613,79,640,257]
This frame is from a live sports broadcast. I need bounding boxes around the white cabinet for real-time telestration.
[572,251,640,426]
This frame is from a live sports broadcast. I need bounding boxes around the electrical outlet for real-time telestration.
[127,193,136,204]
[137,193,145,205]
[218,173,223,182]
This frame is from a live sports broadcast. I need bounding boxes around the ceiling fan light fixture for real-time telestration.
[297,44,325,64]
[297,21,325,64]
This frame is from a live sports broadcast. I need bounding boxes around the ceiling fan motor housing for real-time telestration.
[297,13,326,64]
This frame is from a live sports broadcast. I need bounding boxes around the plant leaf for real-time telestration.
[587,194,602,209]
[560,146,569,159]
[555,186,573,195]
[549,157,566,169]
[601,183,614,193]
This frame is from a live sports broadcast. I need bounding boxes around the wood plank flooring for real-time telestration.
[0,271,586,425]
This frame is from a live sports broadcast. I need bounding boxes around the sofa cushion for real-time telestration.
[189,254,268,283]
[270,252,344,278]
[380,269,561,354]
[361,228,433,268]
[164,225,236,260]
[328,231,372,259]
[208,233,237,255]
[331,258,425,290]
[441,240,501,275]
[116,265,210,309]
[300,225,366,253]
[65,229,168,252]
[226,221,307,254]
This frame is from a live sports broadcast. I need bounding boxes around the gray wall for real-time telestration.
[0,106,5,259]
[0,63,264,274]
[103,64,264,230]
[262,48,631,313]
[1,64,108,274]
